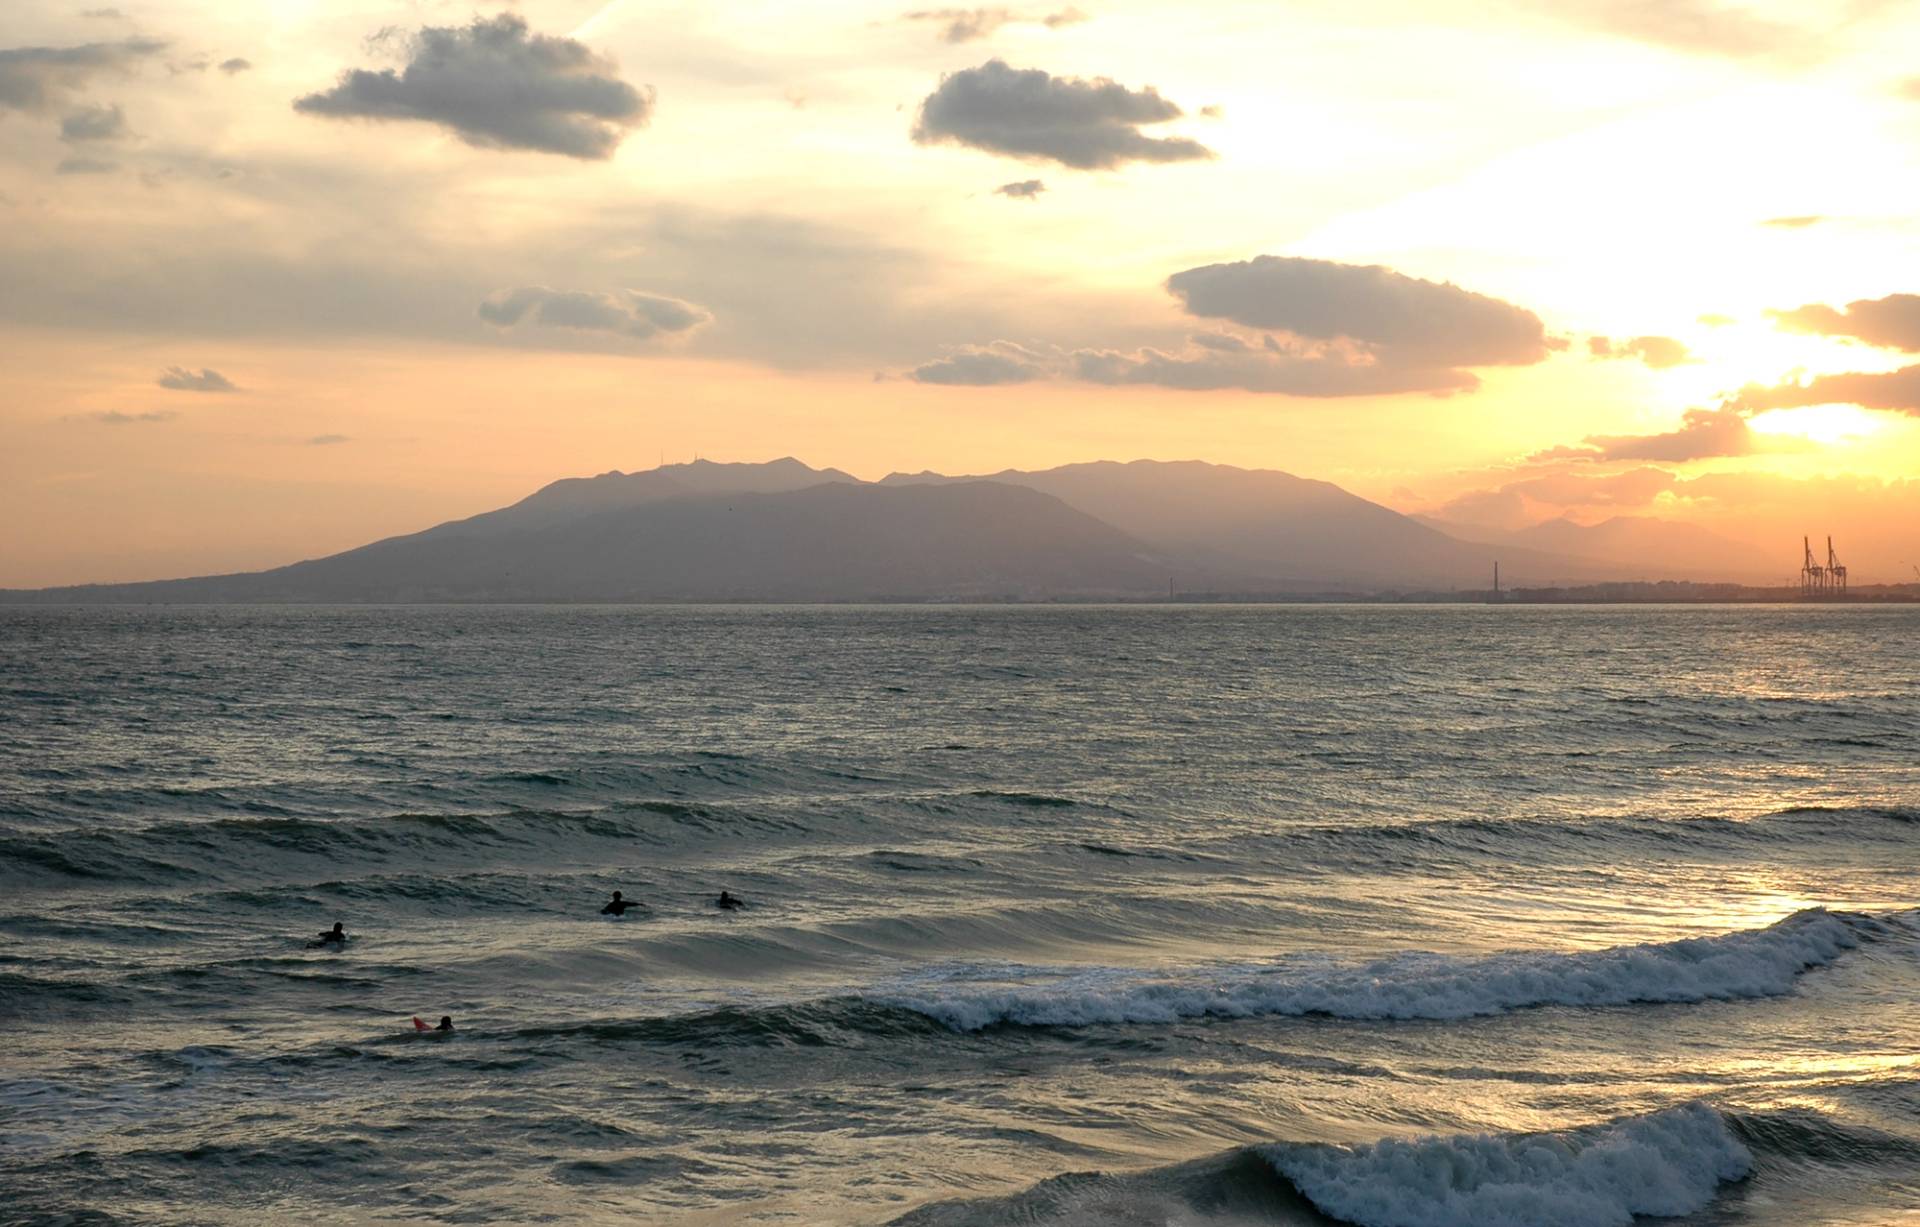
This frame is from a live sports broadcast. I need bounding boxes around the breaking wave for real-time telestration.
[875,907,1877,1031]
[1263,1103,1750,1227]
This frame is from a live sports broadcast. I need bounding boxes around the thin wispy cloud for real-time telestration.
[157,366,238,392]
[1530,405,1751,462]
[82,409,179,425]
[1588,334,1692,368]
[902,7,1088,43]
[478,287,712,340]
[1769,293,1920,352]
[0,38,165,113]
[60,102,126,142]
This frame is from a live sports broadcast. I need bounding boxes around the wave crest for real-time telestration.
[1263,1103,1750,1227]
[875,907,1869,1031]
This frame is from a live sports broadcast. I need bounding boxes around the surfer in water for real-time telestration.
[600,891,640,916]
[313,922,346,947]
[413,1016,454,1032]
[715,890,744,911]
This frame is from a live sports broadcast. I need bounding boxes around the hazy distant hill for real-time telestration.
[884,460,1602,589]
[3,456,1690,603]
[1417,514,1774,583]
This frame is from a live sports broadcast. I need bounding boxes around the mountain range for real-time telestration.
[1,458,1768,602]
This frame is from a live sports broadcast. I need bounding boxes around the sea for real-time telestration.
[1,604,1916,1227]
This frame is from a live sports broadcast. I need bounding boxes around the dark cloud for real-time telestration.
[1587,334,1692,368]
[307,434,350,445]
[912,59,1211,170]
[55,155,117,174]
[0,37,165,113]
[1762,215,1824,228]
[82,8,126,18]
[1530,405,1751,463]
[1768,294,1920,352]
[909,342,1046,385]
[157,366,237,392]
[477,287,711,340]
[219,58,252,75]
[1164,255,1550,389]
[901,255,1552,398]
[86,409,178,425]
[994,178,1045,199]
[294,14,653,159]
[1739,366,1920,415]
[60,101,126,142]
[902,8,1087,42]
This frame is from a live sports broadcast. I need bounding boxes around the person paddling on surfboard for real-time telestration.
[313,922,347,947]
[412,1015,454,1032]
[715,890,744,911]
[600,891,640,916]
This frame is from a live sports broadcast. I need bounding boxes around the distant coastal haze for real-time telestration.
[2,458,1801,603]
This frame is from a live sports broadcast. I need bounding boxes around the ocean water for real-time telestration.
[1,604,1917,1227]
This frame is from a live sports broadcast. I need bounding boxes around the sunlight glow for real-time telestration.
[1747,405,1888,444]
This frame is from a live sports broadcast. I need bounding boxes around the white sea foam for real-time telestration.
[1262,1104,1751,1227]
[875,907,1861,1031]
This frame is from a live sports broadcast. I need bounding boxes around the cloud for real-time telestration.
[294,14,653,159]
[909,341,1047,384]
[1559,0,1814,61]
[0,37,165,113]
[157,366,238,392]
[219,58,252,75]
[1768,293,1920,352]
[85,409,178,425]
[902,8,1088,42]
[1436,466,1683,528]
[477,286,712,340]
[1587,334,1692,368]
[900,254,1553,398]
[912,59,1211,170]
[1697,313,1735,327]
[995,178,1045,199]
[1739,365,1920,415]
[1531,405,1752,463]
[81,8,125,19]
[307,434,350,445]
[1166,255,1551,378]
[55,155,117,174]
[1762,215,1824,228]
[1068,341,1483,396]
[60,102,126,142]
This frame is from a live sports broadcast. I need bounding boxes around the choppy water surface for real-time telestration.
[2,604,1917,1226]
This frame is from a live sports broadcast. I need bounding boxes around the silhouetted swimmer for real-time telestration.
[413,1015,454,1032]
[601,891,641,917]
[715,890,745,911]
[312,922,346,947]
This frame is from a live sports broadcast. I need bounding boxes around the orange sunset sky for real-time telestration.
[3,0,1919,587]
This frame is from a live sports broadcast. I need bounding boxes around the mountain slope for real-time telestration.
[1418,514,1773,583]
[7,481,1176,603]
[885,459,1597,589]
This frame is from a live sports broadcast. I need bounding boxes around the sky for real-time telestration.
[3,0,1920,587]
